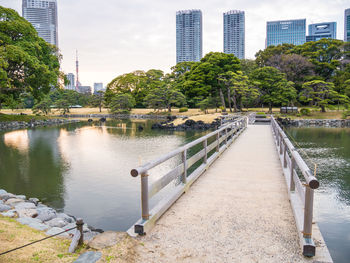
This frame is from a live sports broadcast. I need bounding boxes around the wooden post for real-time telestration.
[182,149,187,183]
[283,141,288,168]
[225,128,228,145]
[203,139,207,164]
[141,173,150,220]
[279,134,283,154]
[76,218,84,246]
[290,157,295,191]
[216,132,219,152]
[303,186,314,239]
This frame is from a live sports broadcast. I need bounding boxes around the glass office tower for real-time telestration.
[176,10,202,63]
[345,8,350,42]
[266,19,306,47]
[223,10,245,59]
[22,0,58,47]
[306,22,336,42]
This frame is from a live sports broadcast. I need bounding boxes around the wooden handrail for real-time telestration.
[271,116,319,257]
[129,117,247,235]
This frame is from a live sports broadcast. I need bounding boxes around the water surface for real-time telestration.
[286,127,350,263]
[0,120,207,231]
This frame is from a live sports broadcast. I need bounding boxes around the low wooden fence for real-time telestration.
[271,116,319,257]
[129,117,247,235]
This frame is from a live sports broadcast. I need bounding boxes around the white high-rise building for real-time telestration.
[65,73,75,90]
[93,83,104,94]
[223,10,245,59]
[22,0,58,47]
[176,10,202,63]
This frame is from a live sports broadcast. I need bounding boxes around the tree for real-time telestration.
[89,91,105,112]
[144,86,186,112]
[219,71,259,112]
[266,54,314,88]
[32,96,52,115]
[183,52,241,109]
[109,93,136,113]
[255,44,295,67]
[299,80,338,112]
[55,99,70,114]
[0,7,60,106]
[250,67,297,113]
[197,96,215,114]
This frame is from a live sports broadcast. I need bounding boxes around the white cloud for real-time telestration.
[0,0,349,87]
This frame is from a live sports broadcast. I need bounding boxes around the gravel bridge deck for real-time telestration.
[134,125,330,263]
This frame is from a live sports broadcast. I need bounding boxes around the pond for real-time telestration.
[0,120,207,231]
[285,127,350,263]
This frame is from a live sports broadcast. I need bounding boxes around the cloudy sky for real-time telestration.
[0,0,349,87]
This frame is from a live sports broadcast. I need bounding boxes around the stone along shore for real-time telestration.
[0,119,81,131]
[0,189,102,242]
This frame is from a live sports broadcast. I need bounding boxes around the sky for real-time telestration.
[0,0,349,88]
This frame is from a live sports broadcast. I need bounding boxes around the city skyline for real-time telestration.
[0,0,348,87]
[223,10,245,59]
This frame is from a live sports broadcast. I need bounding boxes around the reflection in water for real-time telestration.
[286,127,350,263]
[0,120,207,231]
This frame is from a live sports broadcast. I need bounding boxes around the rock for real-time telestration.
[0,189,7,196]
[0,204,12,212]
[45,217,68,228]
[88,231,127,249]
[15,202,36,210]
[45,227,69,237]
[5,198,24,206]
[83,231,99,242]
[184,119,196,126]
[28,198,39,205]
[56,213,74,223]
[0,200,3,205]
[63,223,77,234]
[73,251,102,263]
[99,117,106,122]
[88,119,93,122]
[17,217,42,225]
[29,222,50,231]
[1,193,16,201]
[17,208,38,218]
[1,210,16,218]
[16,195,26,200]
[36,207,56,222]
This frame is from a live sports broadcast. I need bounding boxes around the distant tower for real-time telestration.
[75,50,79,92]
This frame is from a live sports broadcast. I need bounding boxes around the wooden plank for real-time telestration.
[187,149,205,168]
[207,140,218,152]
[149,164,184,198]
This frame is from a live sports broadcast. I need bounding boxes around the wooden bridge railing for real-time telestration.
[271,116,319,257]
[130,117,247,235]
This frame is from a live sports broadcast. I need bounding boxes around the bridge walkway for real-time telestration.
[134,125,313,262]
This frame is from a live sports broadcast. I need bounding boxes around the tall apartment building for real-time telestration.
[223,10,245,59]
[93,83,105,94]
[65,73,75,90]
[22,0,58,47]
[306,22,336,42]
[345,8,350,42]
[266,19,306,47]
[176,10,202,63]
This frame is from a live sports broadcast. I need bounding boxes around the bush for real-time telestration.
[179,107,188,113]
[300,108,311,116]
[342,111,350,119]
[256,112,265,115]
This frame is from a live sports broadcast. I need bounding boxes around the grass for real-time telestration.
[0,216,80,263]
[0,113,54,123]
[0,215,142,262]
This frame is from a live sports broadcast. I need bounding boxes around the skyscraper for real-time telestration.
[345,8,350,42]
[22,0,58,47]
[266,19,306,47]
[176,10,202,63]
[93,83,104,94]
[65,73,75,90]
[223,10,245,59]
[306,22,336,42]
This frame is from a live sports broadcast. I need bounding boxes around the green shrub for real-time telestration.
[179,107,188,113]
[300,108,311,116]
[342,110,350,119]
[256,112,265,115]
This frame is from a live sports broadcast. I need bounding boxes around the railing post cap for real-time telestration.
[76,218,83,225]
[131,169,139,177]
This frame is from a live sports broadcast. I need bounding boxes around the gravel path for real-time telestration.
[135,125,313,263]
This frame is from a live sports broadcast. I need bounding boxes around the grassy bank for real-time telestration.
[0,113,54,122]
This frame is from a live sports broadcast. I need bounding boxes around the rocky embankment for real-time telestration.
[0,189,102,242]
[277,118,350,127]
[151,117,222,130]
[0,119,81,131]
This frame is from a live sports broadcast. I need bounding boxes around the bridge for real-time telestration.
[128,116,333,262]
